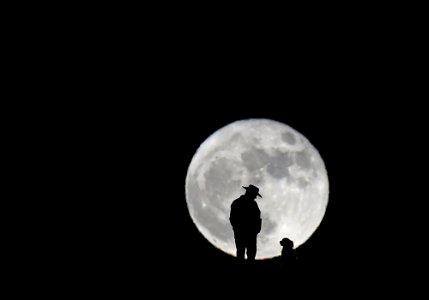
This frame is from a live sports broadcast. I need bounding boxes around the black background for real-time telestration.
[15,12,426,296]
[65,82,423,296]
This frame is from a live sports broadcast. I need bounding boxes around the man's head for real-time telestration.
[242,184,262,199]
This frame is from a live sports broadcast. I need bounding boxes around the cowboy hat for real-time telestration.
[242,184,262,198]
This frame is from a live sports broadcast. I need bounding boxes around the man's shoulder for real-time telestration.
[231,196,244,206]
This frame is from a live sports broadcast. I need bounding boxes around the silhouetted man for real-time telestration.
[229,185,262,261]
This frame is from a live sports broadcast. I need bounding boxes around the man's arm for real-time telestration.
[256,217,262,233]
[229,202,236,228]
[255,203,261,233]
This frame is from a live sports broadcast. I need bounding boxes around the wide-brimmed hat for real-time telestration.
[242,184,262,198]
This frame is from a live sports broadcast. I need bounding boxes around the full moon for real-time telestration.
[185,119,329,259]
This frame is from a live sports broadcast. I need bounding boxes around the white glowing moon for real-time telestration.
[185,119,329,259]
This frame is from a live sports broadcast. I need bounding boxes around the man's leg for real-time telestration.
[234,232,245,260]
[246,234,257,261]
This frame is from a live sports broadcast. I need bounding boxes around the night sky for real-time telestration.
[42,30,424,296]
[69,90,422,296]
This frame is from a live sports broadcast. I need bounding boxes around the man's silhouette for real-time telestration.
[229,185,262,261]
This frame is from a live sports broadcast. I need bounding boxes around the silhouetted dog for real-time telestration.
[280,237,298,271]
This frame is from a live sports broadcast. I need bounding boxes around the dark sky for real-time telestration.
[68,89,423,296]
[11,7,427,297]
[42,28,425,296]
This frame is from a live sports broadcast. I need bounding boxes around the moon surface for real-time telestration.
[185,119,329,259]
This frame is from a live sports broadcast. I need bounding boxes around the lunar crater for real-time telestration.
[281,131,296,145]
